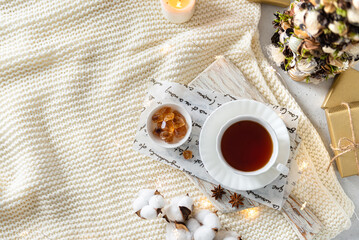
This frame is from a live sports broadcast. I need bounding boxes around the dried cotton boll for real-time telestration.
[203,213,221,230]
[133,196,148,212]
[163,204,185,222]
[185,218,201,233]
[194,226,216,240]
[304,11,321,36]
[279,32,288,44]
[166,223,191,240]
[163,195,194,223]
[288,36,302,54]
[328,21,347,35]
[149,195,165,209]
[176,195,194,221]
[348,9,359,25]
[134,189,164,219]
[351,34,359,41]
[296,59,317,74]
[170,196,182,205]
[328,22,341,35]
[178,195,194,212]
[194,209,212,224]
[322,46,336,54]
[138,189,155,201]
[140,205,158,219]
[293,7,306,27]
[267,45,285,66]
[345,43,359,56]
[288,67,310,82]
[354,0,359,10]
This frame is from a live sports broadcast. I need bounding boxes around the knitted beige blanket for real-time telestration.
[0,0,354,239]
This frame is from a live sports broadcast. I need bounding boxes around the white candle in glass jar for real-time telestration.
[160,0,196,24]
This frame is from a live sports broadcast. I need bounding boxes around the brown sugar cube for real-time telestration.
[160,131,174,143]
[173,115,185,129]
[173,110,181,116]
[183,150,193,160]
[160,131,171,140]
[153,127,161,137]
[152,113,164,123]
[164,134,174,143]
[152,107,172,123]
[164,112,175,122]
[161,120,175,133]
[159,107,172,115]
[174,126,187,138]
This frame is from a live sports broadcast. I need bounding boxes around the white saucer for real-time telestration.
[199,100,290,191]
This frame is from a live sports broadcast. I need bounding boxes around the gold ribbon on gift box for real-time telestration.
[327,103,359,174]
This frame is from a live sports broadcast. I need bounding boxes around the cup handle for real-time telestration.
[275,163,289,175]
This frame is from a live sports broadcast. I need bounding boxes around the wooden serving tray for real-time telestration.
[187,56,323,240]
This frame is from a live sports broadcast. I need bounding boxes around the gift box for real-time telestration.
[322,68,359,177]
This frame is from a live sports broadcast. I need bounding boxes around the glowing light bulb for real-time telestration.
[299,161,308,171]
[198,197,213,209]
[301,201,307,211]
[241,207,260,219]
[160,44,172,55]
[19,231,29,237]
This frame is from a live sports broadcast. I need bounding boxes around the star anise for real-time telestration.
[228,193,244,208]
[211,185,226,200]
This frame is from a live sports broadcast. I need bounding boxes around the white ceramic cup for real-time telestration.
[146,102,192,148]
[216,115,289,176]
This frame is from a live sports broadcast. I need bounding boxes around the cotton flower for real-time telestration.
[203,213,221,230]
[194,209,212,224]
[194,226,216,240]
[163,195,194,222]
[140,205,158,219]
[133,197,148,212]
[133,189,164,219]
[149,195,165,209]
[139,189,156,200]
[166,223,191,240]
[185,218,201,233]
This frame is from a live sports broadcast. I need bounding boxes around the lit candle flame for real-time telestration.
[176,1,182,8]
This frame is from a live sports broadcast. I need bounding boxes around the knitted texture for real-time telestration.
[0,0,353,239]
